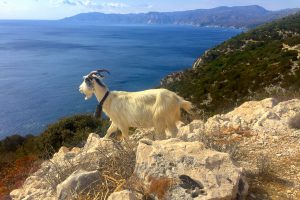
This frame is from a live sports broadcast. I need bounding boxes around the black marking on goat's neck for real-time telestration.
[93,78,109,119]
[94,91,109,119]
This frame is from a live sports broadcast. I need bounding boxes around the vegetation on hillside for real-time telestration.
[0,114,108,198]
[163,13,300,115]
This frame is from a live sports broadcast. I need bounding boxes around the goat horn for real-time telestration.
[87,69,110,78]
[96,69,110,75]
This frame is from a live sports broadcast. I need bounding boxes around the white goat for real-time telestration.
[79,70,192,139]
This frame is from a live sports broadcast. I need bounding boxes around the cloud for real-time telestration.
[103,2,128,8]
[62,0,77,6]
[50,0,129,10]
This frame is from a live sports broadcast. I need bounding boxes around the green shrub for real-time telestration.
[37,114,109,157]
[0,114,109,161]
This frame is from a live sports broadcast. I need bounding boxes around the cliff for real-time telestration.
[10,98,300,199]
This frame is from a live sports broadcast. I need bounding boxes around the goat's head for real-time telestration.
[79,69,110,100]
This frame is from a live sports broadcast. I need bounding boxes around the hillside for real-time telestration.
[10,98,300,199]
[62,5,300,28]
[162,13,300,115]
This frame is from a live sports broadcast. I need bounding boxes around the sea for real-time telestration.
[0,20,242,138]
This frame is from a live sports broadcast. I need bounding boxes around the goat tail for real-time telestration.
[180,99,193,114]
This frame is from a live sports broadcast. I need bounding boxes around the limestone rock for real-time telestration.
[56,170,100,200]
[134,139,248,200]
[204,98,300,134]
[10,133,116,200]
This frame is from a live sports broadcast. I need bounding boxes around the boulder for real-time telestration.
[134,139,248,200]
[56,170,100,200]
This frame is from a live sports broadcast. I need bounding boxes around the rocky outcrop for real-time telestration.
[205,98,300,135]
[10,133,116,200]
[12,97,300,200]
[134,139,248,200]
[10,135,248,200]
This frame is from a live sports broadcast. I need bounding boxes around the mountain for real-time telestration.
[62,5,300,28]
[161,13,300,114]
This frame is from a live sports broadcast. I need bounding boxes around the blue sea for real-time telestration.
[0,20,242,138]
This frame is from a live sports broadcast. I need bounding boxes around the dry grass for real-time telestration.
[41,139,137,200]
[198,127,250,160]
[88,140,136,199]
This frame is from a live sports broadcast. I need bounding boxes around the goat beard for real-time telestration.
[83,90,93,100]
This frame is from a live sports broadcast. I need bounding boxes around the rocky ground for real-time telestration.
[202,98,300,200]
[10,98,300,200]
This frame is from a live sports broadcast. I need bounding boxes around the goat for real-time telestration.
[79,69,192,140]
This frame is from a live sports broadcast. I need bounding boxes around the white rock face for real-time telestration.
[56,170,100,200]
[204,98,300,135]
[134,139,248,200]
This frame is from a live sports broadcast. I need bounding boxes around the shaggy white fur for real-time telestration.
[79,72,192,139]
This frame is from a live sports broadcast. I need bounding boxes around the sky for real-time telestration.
[0,0,299,20]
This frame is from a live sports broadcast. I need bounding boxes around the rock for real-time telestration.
[56,170,100,200]
[10,173,55,200]
[10,133,117,200]
[226,98,277,125]
[83,133,115,153]
[273,99,300,118]
[204,98,300,135]
[134,139,248,200]
[177,120,205,141]
[108,190,138,200]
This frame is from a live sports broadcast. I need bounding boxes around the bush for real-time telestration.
[37,114,109,158]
